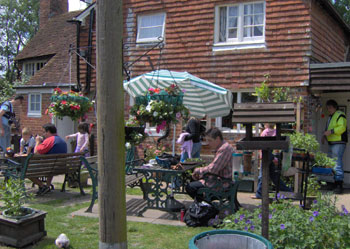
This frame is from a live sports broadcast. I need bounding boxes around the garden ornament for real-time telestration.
[55,233,70,248]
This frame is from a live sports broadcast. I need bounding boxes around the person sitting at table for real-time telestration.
[185,127,234,201]
[17,127,35,156]
[30,123,67,195]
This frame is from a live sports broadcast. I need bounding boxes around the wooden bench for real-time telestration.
[81,156,146,213]
[1,152,86,194]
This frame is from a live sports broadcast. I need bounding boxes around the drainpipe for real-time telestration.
[85,8,95,94]
[68,19,82,92]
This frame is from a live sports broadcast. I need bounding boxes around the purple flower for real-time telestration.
[313,211,319,217]
[342,205,349,215]
[281,194,285,199]
[277,193,280,199]
[250,225,255,231]
[258,213,262,219]
[240,214,245,220]
[246,219,251,224]
[234,218,239,224]
[299,204,304,208]
[176,112,181,118]
[280,224,285,230]
[244,226,248,231]
[224,210,229,216]
[269,214,272,219]
[309,216,314,222]
[313,200,318,204]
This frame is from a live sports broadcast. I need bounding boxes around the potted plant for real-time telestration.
[130,86,189,133]
[313,151,336,168]
[288,132,319,157]
[47,87,94,121]
[0,178,47,247]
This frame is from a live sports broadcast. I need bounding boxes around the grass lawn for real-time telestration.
[0,189,211,249]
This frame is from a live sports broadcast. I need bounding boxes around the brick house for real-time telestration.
[73,0,350,181]
[14,0,350,180]
[14,0,80,152]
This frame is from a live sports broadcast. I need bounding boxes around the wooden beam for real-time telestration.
[97,1,127,248]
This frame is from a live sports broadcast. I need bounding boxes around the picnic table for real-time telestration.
[133,163,200,216]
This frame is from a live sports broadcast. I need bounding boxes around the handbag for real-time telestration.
[184,200,218,227]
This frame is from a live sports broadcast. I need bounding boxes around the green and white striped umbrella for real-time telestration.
[123,70,232,118]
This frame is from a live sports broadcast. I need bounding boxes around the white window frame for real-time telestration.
[213,1,266,51]
[137,13,166,43]
[23,60,46,76]
[28,93,42,117]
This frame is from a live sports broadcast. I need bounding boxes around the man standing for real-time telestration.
[0,95,23,151]
[185,127,234,201]
[31,123,67,195]
[322,99,347,194]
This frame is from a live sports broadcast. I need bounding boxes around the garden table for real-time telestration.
[133,163,200,216]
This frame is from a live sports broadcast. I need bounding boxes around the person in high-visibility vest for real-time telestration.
[322,99,347,194]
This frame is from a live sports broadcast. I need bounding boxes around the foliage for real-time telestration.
[221,193,350,248]
[313,151,337,168]
[253,74,292,103]
[0,75,26,103]
[288,131,320,153]
[0,0,39,82]
[125,116,142,127]
[148,84,182,96]
[306,176,321,196]
[333,0,350,25]
[130,100,189,132]
[144,144,167,162]
[125,116,148,148]
[47,88,93,121]
[0,178,33,217]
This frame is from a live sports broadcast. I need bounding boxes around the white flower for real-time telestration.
[153,111,158,117]
[146,103,152,112]
[125,142,131,149]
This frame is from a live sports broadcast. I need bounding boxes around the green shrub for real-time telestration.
[220,193,350,248]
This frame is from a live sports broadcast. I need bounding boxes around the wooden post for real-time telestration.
[261,149,270,239]
[294,102,302,193]
[96,1,127,249]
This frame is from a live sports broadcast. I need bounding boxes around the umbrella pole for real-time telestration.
[172,124,176,156]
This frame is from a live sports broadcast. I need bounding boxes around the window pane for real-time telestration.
[244,16,252,26]
[254,14,263,25]
[30,103,35,110]
[228,6,238,16]
[139,27,163,39]
[35,95,40,102]
[228,17,237,28]
[254,26,263,36]
[141,14,164,27]
[219,7,227,42]
[244,27,253,37]
[35,103,40,111]
[228,28,237,38]
[254,3,264,14]
[244,4,253,15]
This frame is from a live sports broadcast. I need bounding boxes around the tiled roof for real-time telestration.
[15,11,80,86]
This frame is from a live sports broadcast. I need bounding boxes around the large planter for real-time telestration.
[189,230,273,249]
[0,209,47,248]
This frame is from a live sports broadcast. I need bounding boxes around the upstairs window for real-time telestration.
[214,2,265,50]
[137,13,166,43]
[28,93,41,117]
[23,61,46,76]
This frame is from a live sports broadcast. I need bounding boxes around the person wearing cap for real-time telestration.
[0,95,23,152]
[321,99,347,194]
